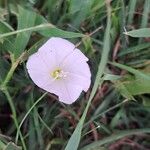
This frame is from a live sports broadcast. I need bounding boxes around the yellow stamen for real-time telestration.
[51,68,62,79]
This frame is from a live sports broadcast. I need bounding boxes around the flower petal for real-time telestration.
[26,52,49,73]
[58,81,83,104]
[39,37,75,65]
[66,72,91,91]
[61,51,91,92]
[27,70,54,88]
[61,48,91,77]
[26,51,56,90]
[38,44,57,70]
[41,79,83,104]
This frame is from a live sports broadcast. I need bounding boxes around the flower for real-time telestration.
[26,37,91,104]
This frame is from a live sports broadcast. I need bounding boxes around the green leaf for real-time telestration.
[114,80,135,100]
[35,14,84,38]
[69,0,90,14]
[69,0,93,27]
[111,62,150,96]
[124,28,150,37]
[0,20,15,51]
[38,27,84,38]
[0,20,14,34]
[123,75,150,95]
[14,6,36,57]
[0,23,83,43]
[140,0,150,29]
[111,62,150,80]
[118,42,150,57]
[65,119,84,150]
[103,73,121,81]
[0,13,84,55]
[127,0,137,25]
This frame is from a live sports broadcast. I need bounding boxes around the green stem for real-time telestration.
[1,52,26,89]
[0,24,53,39]
[15,92,48,143]
[3,89,27,150]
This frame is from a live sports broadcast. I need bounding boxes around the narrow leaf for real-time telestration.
[124,28,150,37]
[65,2,111,150]
[81,128,150,150]
[35,14,84,38]
[14,6,36,57]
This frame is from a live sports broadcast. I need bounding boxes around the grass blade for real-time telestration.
[139,0,150,43]
[81,128,150,150]
[15,92,47,143]
[124,28,150,37]
[118,42,150,56]
[127,0,137,25]
[64,1,111,150]
[110,62,150,80]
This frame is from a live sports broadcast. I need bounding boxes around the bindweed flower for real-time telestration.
[26,37,91,104]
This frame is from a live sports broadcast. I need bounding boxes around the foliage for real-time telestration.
[0,0,150,150]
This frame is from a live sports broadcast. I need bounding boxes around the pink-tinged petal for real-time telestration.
[60,48,89,66]
[62,57,91,78]
[41,80,62,97]
[41,79,83,104]
[27,70,54,88]
[39,37,75,65]
[66,72,91,91]
[58,81,83,104]
[74,48,89,61]
[26,51,56,90]
[61,51,91,92]
[38,43,57,71]
[26,52,49,73]
[27,70,65,97]
[60,48,91,77]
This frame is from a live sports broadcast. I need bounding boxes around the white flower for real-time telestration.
[26,37,91,104]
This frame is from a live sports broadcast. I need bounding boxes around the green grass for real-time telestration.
[0,0,150,150]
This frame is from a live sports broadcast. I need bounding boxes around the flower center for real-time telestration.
[51,68,67,80]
